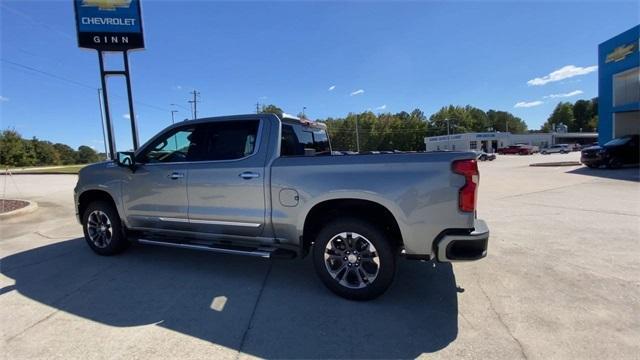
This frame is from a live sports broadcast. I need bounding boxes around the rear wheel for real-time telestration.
[82,201,129,255]
[313,218,396,300]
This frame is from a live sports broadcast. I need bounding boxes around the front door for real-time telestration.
[186,119,267,237]
[122,124,204,230]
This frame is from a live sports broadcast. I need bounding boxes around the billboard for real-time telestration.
[74,0,144,51]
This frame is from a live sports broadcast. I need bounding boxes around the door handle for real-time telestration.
[168,172,184,180]
[239,171,260,179]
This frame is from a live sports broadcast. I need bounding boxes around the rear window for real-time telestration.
[280,123,331,156]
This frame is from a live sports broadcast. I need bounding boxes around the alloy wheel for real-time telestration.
[86,210,113,249]
[324,232,380,289]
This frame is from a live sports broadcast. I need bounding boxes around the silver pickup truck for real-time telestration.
[74,113,489,300]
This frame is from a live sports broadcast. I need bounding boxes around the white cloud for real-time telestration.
[0,95,8,102]
[545,90,584,98]
[350,89,365,96]
[123,114,130,119]
[527,65,597,86]
[328,85,336,91]
[375,104,387,110]
[174,85,183,90]
[514,100,544,108]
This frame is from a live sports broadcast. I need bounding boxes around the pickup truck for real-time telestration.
[74,114,489,300]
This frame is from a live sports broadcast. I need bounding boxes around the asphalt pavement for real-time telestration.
[1,153,639,359]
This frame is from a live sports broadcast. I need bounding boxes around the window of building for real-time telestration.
[470,141,477,150]
[613,67,640,107]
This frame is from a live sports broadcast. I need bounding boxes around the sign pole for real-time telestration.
[74,0,145,158]
[97,50,116,160]
[123,51,139,150]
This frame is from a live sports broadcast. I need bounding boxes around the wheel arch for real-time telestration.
[300,198,405,256]
[78,189,121,223]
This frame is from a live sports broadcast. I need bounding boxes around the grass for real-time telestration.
[5,164,87,174]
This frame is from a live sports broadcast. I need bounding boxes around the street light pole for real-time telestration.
[171,110,178,124]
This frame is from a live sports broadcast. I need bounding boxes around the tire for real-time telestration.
[82,200,129,256]
[542,151,547,155]
[608,158,623,169]
[312,218,396,301]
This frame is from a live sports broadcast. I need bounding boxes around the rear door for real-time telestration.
[186,119,268,237]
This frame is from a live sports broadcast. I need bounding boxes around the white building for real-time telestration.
[424,132,597,152]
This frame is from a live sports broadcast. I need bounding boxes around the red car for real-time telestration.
[497,145,533,155]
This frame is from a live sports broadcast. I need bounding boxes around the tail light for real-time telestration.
[452,159,479,212]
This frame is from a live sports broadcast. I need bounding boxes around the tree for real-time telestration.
[260,104,284,118]
[31,138,61,166]
[0,129,36,167]
[53,143,77,165]
[76,146,100,164]
[542,102,574,132]
[572,100,592,132]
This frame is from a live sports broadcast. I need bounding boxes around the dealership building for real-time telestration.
[598,25,640,144]
[424,131,597,152]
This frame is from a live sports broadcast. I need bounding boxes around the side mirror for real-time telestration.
[116,151,137,171]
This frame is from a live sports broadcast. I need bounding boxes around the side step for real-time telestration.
[137,238,294,259]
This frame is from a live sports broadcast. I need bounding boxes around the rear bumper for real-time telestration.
[436,219,489,262]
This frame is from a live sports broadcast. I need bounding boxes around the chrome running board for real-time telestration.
[138,238,272,258]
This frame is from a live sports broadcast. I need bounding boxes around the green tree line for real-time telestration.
[540,98,598,132]
[0,129,104,167]
[262,104,529,151]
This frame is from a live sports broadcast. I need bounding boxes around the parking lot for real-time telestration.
[1,153,639,359]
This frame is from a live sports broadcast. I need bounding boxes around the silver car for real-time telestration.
[541,144,571,154]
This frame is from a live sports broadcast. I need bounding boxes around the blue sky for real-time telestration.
[1,1,638,151]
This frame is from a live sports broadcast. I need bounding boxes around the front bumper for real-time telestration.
[436,219,489,262]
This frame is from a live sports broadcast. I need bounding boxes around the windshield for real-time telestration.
[604,136,631,146]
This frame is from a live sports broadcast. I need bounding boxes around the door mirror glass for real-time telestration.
[117,151,135,169]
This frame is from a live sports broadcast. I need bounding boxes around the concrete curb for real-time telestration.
[0,200,38,219]
[529,161,582,167]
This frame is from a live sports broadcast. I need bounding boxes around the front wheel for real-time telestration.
[313,218,396,300]
[82,201,129,255]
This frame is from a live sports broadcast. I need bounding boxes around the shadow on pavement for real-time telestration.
[566,166,640,182]
[1,238,458,358]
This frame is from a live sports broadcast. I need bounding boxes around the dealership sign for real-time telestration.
[74,0,144,51]
[605,40,638,63]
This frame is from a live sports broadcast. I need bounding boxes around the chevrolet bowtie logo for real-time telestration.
[605,42,638,63]
[81,0,132,11]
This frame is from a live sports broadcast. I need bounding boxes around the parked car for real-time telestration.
[541,144,571,154]
[74,113,489,300]
[474,150,496,161]
[581,134,640,169]
[497,145,533,155]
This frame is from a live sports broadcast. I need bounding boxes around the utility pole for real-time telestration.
[171,110,178,124]
[302,106,306,118]
[446,118,451,150]
[256,102,260,114]
[188,90,200,120]
[355,116,361,153]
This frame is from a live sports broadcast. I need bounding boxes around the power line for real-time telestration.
[1,58,170,112]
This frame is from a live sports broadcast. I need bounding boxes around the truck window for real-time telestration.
[140,126,199,163]
[199,120,260,161]
[281,123,331,156]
